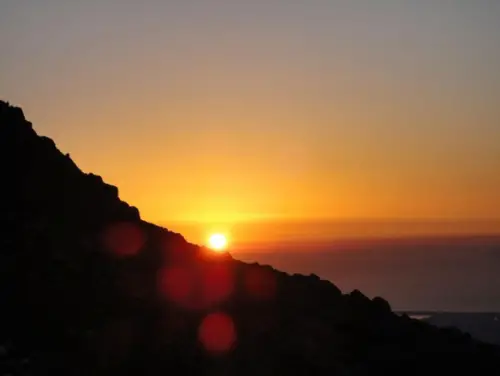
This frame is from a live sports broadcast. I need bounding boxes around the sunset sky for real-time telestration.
[2,1,500,243]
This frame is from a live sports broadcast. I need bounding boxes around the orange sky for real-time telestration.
[2,1,500,244]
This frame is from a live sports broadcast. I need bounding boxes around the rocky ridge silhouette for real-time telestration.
[1,100,499,375]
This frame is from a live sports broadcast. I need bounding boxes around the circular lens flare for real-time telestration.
[207,233,228,252]
[198,312,236,354]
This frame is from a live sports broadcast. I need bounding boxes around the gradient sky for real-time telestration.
[2,1,500,241]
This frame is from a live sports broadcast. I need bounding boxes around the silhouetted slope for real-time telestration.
[1,100,499,375]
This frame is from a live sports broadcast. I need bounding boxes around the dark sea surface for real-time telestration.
[233,236,500,312]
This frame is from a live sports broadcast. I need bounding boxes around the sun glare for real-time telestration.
[207,233,228,252]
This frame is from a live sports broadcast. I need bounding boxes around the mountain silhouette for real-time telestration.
[1,100,499,375]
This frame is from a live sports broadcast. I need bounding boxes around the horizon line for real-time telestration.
[157,217,500,225]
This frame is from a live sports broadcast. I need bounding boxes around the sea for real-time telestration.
[233,235,500,313]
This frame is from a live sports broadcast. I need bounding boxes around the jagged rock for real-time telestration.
[372,296,392,313]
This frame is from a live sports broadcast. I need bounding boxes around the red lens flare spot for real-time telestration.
[244,267,277,300]
[158,266,194,307]
[198,312,236,355]
[102,222,145,257]
[201,264,234,306]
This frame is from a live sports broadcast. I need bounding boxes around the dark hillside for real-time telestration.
[1,101,499,375]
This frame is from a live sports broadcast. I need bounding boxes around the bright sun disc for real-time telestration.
[208,233,228,252]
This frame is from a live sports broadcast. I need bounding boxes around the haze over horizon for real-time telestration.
[2,1,500,243]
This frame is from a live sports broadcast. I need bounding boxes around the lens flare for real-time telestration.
[198,312,236,354]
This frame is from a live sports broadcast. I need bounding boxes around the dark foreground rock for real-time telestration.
[1,100,499,375]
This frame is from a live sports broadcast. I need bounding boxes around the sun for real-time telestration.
[207,233,228,252]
